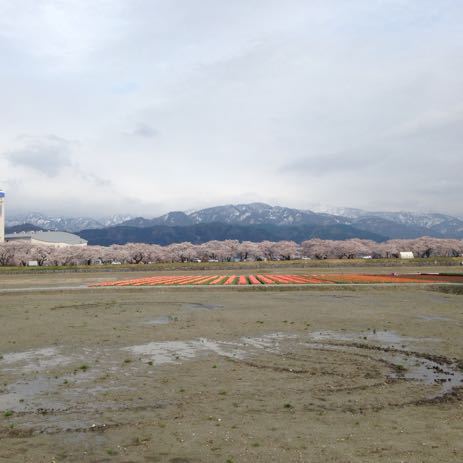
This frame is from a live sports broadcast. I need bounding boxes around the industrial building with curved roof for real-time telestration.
[5,231,87,247]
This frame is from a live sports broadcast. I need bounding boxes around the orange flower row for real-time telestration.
[91,273,457,287]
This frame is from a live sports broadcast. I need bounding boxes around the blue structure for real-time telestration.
[0,190,4,243]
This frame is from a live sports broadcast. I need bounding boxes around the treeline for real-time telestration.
[79,222,385,246]
[0,237,462,266]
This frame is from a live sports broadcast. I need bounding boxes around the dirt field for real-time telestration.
[0,268,462,462]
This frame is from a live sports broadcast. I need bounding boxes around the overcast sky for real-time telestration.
[1,0,462,218]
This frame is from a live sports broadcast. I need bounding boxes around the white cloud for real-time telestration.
[1,0,462,216]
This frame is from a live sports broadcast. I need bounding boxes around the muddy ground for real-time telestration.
[0,269,462,462]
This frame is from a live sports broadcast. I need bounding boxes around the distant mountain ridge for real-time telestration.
[5,223,46,234]
[316,207,463,239]
[6,213,134,233]
[320,206,461,228]
[6,203,463,243]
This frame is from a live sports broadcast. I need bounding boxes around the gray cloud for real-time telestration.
[130,123,158,138]
[5,135,73,176]
[78,172,113,188]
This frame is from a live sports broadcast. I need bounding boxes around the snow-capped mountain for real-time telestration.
[6,213,102,232]
[100,214,135,228]
[370,211,460,230]
[188,203,336,226]
[313,207,463,239]
[316,206,456,227]
[6,213,133,233]
[286,208,462,238]
[122,203,339,228]
[312,206,366,219]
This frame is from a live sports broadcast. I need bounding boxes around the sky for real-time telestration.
[1,0,462,218]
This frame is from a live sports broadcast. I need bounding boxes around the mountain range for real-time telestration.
[6,213,134,233]
[6,203,463,245]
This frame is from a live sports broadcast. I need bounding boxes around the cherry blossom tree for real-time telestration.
[271,241,299,260]
[301,239,331,259]
[1,237,463,267]
[238,241,263,261]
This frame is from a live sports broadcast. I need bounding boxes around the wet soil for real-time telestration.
[0,269,462,462]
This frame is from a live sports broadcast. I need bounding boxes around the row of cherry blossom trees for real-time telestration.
[0,237,462,266]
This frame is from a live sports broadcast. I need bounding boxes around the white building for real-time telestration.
[5,231,87,247]
[399,251,414,259]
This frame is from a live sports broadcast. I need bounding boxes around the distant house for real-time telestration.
[399,251,414,259]
[5,231,87,247]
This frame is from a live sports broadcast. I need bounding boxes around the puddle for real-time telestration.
[142,316,174,326]
[125,339,207,364]
[308,330,434,345]
[0,346,119,414]
[1,347,73,372]
[0,369,97,412]
[2,347,59,364]
[0,376,66,412]
[123,338,246,364]
[304,341,463,399]
[123,333,292,365]
[0,362,136,416]
[389,354,463,397]
[182,303,224,311]
[240,333,297,351]
[417,315,452,322]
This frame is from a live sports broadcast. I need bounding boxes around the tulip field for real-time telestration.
[92,273,463,287]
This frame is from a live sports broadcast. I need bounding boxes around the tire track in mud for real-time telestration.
[222,338,463,412]
[2,332,462,436]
